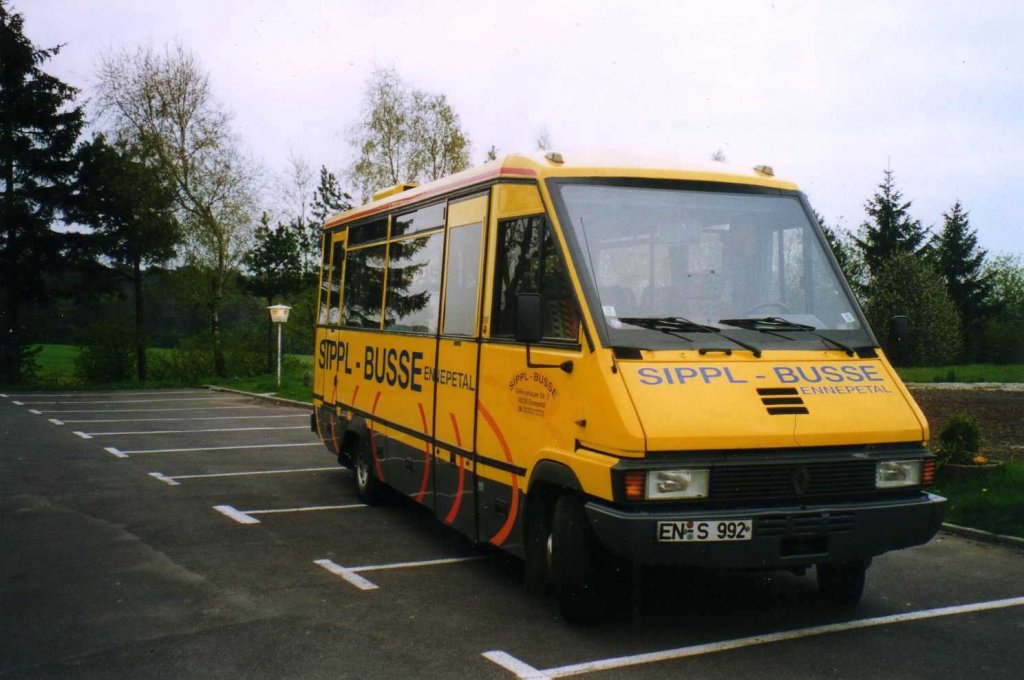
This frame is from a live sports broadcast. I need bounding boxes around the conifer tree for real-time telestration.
[0,2,84,383]
[243,213,303,370]
[815,211,864,295]
[854,168,928,280]
[932,200,992,360]
[74,134,180,381]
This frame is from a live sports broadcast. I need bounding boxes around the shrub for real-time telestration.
[937,413,983,465]
[148,335,212,384]
[74,322,136,383]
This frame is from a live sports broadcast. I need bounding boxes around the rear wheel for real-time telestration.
[551,494,603,624]
[354,445,385,505]
[817,559,868,606]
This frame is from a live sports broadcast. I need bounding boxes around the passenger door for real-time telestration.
[432,194,488,537]
[475,185,583,551]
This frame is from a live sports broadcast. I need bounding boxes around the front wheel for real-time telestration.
[551,494,603,624]
[817,559,869,607]
[354,445,385,505]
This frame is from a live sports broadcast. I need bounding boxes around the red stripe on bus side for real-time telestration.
[323,166,537,229]
[415,402,430,503]
[443,412,466,526]
[477,402,519,546]
[369,391,384,481]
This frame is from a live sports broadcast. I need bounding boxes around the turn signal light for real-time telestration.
[922,459,936,486]
[624,471,645,500]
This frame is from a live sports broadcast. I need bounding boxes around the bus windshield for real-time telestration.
[552,182,871,350]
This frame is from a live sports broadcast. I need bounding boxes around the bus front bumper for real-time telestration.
[585,492,946,569]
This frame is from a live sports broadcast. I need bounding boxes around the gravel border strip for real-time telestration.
[203,384,313,410]
[206,385,1024,552]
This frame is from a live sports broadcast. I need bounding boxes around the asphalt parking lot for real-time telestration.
[2,388,1023,679]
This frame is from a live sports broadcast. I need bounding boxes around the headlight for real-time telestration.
[876,460,923,488]
[646,469,709,499]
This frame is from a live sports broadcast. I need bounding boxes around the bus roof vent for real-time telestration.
[372,182,420,202]
[753,165,774,177]
[545,151,564,164]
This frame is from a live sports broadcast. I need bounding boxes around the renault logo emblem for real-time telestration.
[792,466,811,495]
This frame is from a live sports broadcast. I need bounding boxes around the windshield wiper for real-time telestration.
[718,317,856,357]
[619,317,763,357]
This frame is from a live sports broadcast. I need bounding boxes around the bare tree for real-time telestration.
[710,148,727,162]
[348,67,470,202]
[95,43,255,376]
[282,151,317,275]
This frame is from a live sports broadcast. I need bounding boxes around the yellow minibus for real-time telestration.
[312,152,945,622]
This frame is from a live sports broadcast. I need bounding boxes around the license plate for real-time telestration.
[657,519,753,543]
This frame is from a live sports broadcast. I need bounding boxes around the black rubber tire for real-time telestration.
[551,494,602,624]
[354,444,385,505]
[523,492,553,593]
[817,560,868,607]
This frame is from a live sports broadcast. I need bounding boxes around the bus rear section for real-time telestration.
[311,153,946,623]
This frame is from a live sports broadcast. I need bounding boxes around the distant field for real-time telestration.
[22,344,313,398]
[897,364,1024,383]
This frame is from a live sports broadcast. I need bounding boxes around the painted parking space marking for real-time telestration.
[149,466,339,486]
[114,442,322,456]
[48,418,64,425]
[35,405,267,414]
[214,502,365,524]
[73,430,93,439]
[12,400,23,405]
[104,446,129,459]
[16,396,240,405]
[314,556,488,591]
[82,425,309,436]
[28,409,42,414]
[54,414,308,424]
[482,595,1024,679]
[0,390,204,397]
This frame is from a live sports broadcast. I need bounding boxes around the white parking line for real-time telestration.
[104,446,129,459]
[314,556,488,591]
[56,414,308,424]
[73,431,93,439]
[117,442,321,455]
[48,418,64,426]
[149,466,338,485]
[483,595,1024,679]
[28,409,42,414]
[12,400,23,405]
[1,390,204,397]
[17,396,241,405]
[36,405,268,414]
[82,425,309,436]
[214,502,364,524]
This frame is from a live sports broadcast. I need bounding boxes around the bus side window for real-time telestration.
[328,238,345,325]
[384,231,444,333]
[342,244,386,328]
[492,215,578,341]
[318,238,331,325]
[442,223,482,336]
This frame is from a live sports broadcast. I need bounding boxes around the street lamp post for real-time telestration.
[267,304,291,389]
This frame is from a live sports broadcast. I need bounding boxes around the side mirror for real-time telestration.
[514,293,544,344]
[888,315,910,359]
[514,292,573,374]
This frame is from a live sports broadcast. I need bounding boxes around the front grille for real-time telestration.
[710,460,876,501]
[757,511,857,538]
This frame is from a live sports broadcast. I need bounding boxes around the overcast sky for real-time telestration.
[21,0,1024,255]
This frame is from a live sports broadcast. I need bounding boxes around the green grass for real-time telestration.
[897,364,1024,384]
[934,461,1024,538]
[18,344,315,402]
